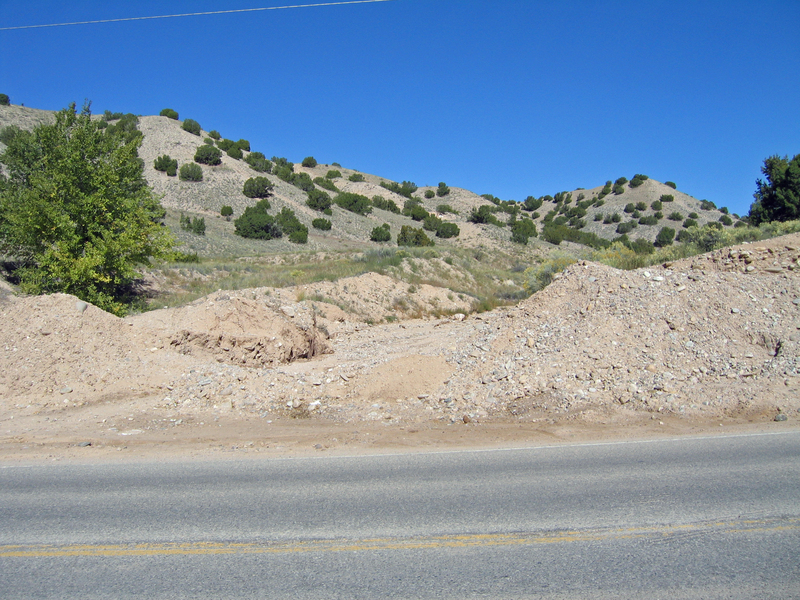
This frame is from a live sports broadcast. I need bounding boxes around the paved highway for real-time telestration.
[1,431,799,598]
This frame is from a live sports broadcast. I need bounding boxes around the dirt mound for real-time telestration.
[135,290,332,367]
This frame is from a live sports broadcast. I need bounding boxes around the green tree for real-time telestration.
[179,163,203,181]
[302,156,318,168]
[306,188,332,212]
[436,222,460,238]
[334,192,372,215]
[436,182,450,197]
[655,226,676,247]
[220,205,233,218]
[208,130,221,140]
[0,94,10,106]
[312,217,332,230]
[397,225,434,247]
[0,103,173,315]
[234,199,281,240]
[153,154,178,176]
[370,223,391,242]
[226,145,243,160]
[182,118,201,135]
[159,108,179,120]
[245,151,271,173]
[194,144,222,165]
[243,176,274,199]
[748,154,800,225]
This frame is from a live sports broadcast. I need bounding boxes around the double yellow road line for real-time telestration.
[2,517,797,558]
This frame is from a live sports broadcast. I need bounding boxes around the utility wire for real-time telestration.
[0,0,395,31]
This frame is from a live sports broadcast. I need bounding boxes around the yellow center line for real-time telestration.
[2,518,798,559]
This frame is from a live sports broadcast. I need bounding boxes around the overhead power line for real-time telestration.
[0,0,395,31]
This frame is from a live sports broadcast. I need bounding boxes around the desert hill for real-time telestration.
[1,104,740,257]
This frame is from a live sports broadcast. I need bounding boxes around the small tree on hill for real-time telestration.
[154,154,178,176]
[370,223,391,242]
[655,226,675,246]
[748,153,800,225]
[243,176,274,198]
[397,225,434,247]
[436,182,450,197]
[179,163,203,181]
[160,108,179,120]
[302,156,318,168]
[0,94,10,106]
[194,144,222,166]
[181,119,201,135]
[220,205,233,219]
[307,188,332,212]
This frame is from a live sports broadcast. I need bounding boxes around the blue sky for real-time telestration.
[1,0,798,217]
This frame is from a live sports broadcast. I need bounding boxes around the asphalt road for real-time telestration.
[1,431,799,599]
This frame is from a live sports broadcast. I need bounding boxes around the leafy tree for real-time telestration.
[325,169,342,179]
[160,108,179,120]
[651,200,662,211]
[0,103,173,315]
[245,151,272,173]
[194,144,222,165]
[511,218,537,244]
[598,181,612,199]
[688,212,699,219]
[683,218,697,228]
[243,176,274,198]
[468,205,501,226]
[370,223,391,242]
[274,207,308,243]
[220,205,233,218]
[217,139,235,152]
[154,154,178,176]
[397,225,433,247]
[665,181,677,189]
[227,145,243,160]
[425,190,435,199]
[635,202,647,211]
[380,180,418,198]
[612,183,626,195]
[624,203,635,213]
[104,114,141,144]
[334,192,372,215]
[629,174,648,188]
[699,199,716,210]
[0,93,10,106]
[292,172,315,192]
[523,196,543,211]
[436,182,450,197]
[655,226,676,246]
[312,217,332,231]
[719,214,733,226]
[181,118,201,135]
[423,214,443,232]
[408,204,429,221]
[306,188,332,212]
[301,156,317,168]
[638,215,658,226]
[234,199,281,240]
[179,163,203,181]
[436,222,460,238]
[235,139,250,152]
[668,211,683,221]
[348,172,365,182]
[208,130,221,140]
[748,154,800,225]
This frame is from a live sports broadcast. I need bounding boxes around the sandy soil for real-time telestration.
[3,234,800,464]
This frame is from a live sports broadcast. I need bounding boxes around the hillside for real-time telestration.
[1,104,741,259]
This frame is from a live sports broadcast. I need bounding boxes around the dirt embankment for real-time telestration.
[2,235,799,462]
